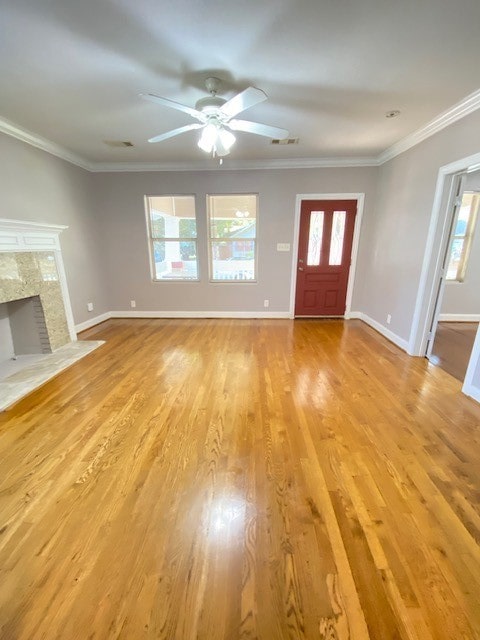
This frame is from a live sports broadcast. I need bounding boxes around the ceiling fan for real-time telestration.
[141,77,289,157]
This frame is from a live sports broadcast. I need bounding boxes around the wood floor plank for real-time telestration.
[0,318,479,639]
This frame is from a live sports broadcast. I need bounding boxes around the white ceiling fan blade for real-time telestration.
[140,93,207,122]
[148,123,204,144]
[228,119,289,139]
[220,87,267,118]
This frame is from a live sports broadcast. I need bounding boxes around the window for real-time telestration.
[207,194,258,282]
[446,192,479,282]
[145,195,198,280]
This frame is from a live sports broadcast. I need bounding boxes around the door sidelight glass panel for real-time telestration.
[329,211,346,265]
[307,211,324,265]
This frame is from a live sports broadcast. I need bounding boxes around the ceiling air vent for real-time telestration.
[103,140,134,147]
[271,137,299,145]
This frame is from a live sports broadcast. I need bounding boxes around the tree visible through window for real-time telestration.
[145,195,199,280]
[207,194,258,281]
[446,192,479,282]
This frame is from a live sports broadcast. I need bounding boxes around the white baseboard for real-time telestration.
[75,312,111,333]
[462,322,480,404]
[349,312,409,352]
[110,310,291,319]
[462,383,480,403]
[74,310,407,356]
[438,313,480,322]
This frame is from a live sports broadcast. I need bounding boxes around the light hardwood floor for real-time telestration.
[0,318,479,639]
[430,321,479,381]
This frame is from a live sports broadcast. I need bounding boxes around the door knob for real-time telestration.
[298,266,304,271]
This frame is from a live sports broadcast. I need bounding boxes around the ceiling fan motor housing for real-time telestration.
[195,95,227,114]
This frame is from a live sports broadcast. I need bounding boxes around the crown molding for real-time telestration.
[89,156,379,172]
[378,88,480,164]
[1,88,479,172]
[0,117,92,171]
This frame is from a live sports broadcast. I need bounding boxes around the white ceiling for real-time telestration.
[1,0,480,168]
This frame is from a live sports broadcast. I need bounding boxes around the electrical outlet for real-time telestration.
[264,299,269,308]
[130,300,136,308]
[386,314,392,325]
[87,302,93,312]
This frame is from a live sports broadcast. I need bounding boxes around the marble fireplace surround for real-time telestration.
[0,219,102,410]
[0,253,71,351]
[0,218,76,345]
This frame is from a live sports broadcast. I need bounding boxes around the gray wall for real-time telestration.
[0,133,109,324]
[3,106,480,336]
[93,167,378,313]
[357,109,480,342]
[442,170,480,316]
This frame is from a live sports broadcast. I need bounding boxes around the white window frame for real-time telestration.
[207,193,259,283]
[145,195,199,282]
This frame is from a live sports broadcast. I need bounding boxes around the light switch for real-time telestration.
[277,243,290,252]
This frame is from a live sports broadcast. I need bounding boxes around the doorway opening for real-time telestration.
[408,150,480,402]
[427,184,480,380]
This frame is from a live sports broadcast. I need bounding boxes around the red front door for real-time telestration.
[295,199,357,316]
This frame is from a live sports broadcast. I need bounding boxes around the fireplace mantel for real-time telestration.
[0,218,67,252]
[0,218,76,342]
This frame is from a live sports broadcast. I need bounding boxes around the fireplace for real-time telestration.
[0,250,71,353]
[0,219,105,411]
[0,219,77,379]
[1,295,52,359]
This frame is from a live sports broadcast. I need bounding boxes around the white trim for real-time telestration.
[89,157,379,172]
[289,193,365,319]
[75,312,112,333]
[378,88,480,164]
[2,88,479,172]
[109,310,290,319]
[0,218,77,341]
[408,151,480,356]
[438,313,480,322]
[346,311,362,320]
[0,218,68,253]
[0,218,68,233]
[462,383,480,404]
[408,150,480,404]
[75,310,408,352]
[353,312,409,352]
[0,117,91,171]
[462,324,480,403]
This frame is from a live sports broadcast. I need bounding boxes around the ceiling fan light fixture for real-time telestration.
[198,123,217,152]
[198,123,236,156]
[143,78,286,157]
[218,128,236,151]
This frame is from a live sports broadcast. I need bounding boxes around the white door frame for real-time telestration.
[289,193,365,318]
[408,151,480,356]
[425,173,467,360]
[407,150,480,403]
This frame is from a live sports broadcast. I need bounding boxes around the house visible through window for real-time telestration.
[446,192,479,282]
[207,194,258,281]
[145,195,198,281]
